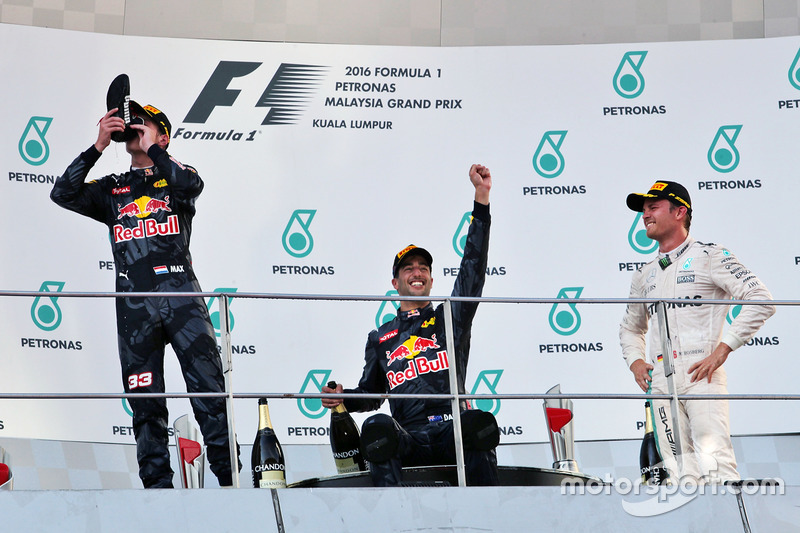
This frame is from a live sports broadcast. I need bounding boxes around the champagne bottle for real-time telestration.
[640,401,667,485]
[328,381,367,474]
[251,398,286,488]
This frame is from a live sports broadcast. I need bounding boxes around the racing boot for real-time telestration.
[106,73,134,143]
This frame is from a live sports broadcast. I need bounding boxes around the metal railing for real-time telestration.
[0,290,792,488]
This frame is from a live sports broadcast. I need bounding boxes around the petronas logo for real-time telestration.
[470,370,503,415]
[726,304,741,325]
[613,52,648,99]
[707,126,742,173]
[19,116,53,166]
[282,209,316,257]
[548,287,583,336]
[375,290,400,328]
[628,213,657,254]
[298,369,332,418]
[31,281,65,331]
[789,47,800,90]
[206,288,238,337]
[452,212,472,257]
[532,130,567,178]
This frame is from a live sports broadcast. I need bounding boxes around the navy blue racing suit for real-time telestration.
[51,144,239,488]
[344,201,498,486]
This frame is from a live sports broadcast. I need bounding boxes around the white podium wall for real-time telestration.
[0,434,797,490]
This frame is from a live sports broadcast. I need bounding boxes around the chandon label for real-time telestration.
[254,463,285,472]
[333,449,360,459]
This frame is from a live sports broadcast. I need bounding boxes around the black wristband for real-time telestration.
[472,200,490,222]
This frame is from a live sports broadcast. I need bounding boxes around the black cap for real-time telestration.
[130,101,172,142]
[626,181,692,213]
[392,244,433,278]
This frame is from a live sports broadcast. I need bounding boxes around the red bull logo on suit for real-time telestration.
[113,215,179,243]
[386,350,449,390]
[385,334,440,366]
[117,195,171,219]
[113,195,178,243]
[385,334,447,389]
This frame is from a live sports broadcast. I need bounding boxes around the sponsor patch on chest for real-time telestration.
[386,350,449,390]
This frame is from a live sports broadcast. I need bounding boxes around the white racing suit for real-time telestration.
[620,236,774,482]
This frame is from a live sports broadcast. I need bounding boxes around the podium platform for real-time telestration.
[289,464,603,488]
[1,483,796,532]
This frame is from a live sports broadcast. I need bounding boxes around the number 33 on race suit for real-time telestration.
[128,372,153,389]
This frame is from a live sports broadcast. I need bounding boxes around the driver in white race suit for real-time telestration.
[619,180,774,483]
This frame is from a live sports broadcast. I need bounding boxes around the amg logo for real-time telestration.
[658,406,677,459]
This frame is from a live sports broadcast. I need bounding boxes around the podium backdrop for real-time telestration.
[0,24,796,446]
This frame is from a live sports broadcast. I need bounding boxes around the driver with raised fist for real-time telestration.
[322,164,499,487]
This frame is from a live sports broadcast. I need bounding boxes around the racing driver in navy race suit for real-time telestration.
[322,164,499,487]
[51,103,240,488]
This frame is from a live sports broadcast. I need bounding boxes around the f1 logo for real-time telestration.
[184,61,329,125]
